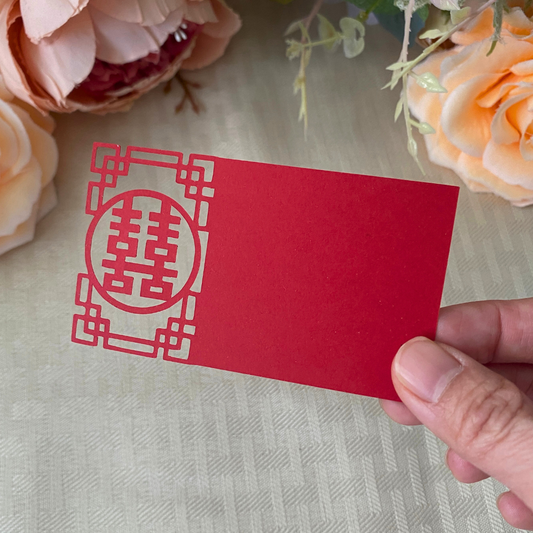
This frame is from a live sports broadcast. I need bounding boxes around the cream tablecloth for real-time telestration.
[1,1,532,531]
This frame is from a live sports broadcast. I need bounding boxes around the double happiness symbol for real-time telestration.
[72,143,214,361]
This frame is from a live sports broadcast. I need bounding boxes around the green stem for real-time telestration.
[397,0,497,78]
[358,0,385,22]
[300,35,340,49]
[402,74,424,173]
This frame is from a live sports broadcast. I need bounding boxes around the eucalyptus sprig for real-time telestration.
[281,0,507,172]
[286,16,365,58]
[385,0,499,170]
[286,15,366,131]
[385,0,498,89]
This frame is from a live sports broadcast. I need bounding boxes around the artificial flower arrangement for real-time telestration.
[0,0,240,255]
[0,0,532,257]
[284,0,533,206]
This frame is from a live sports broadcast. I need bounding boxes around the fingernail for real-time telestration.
[394,338,463,403]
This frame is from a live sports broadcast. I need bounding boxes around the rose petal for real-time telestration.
[476,76,521,108]
[0,155,41,237]
[508,97,533,160]
[67,31,196,112]
[438,44,471,84]
[183,0,217,24]
[451,8,493,46]
[0,2,46,109]
[408,84,462,172]
[441,73,500,157]
[463,179,490,192]
[490,88,532,145]
[89,0,188,26]
[483,138,533,187]
[511,59,533,76]
[200,0,241,39]
[510,198,533,206]
[20,0,89,43]
[20,8,95,105]
[153,9,186,38]
[181,31,230,69]
[0,202,38,255]
[0,73,13,100]
[502,7,533,36]
[458,151,533,205]
[441,40,533,96]
[11,104,58,186]
[36,181,58,221]
[89,5,177,64]
[510,89,533,119]
[519,130,533,161]
[0,99,31,184]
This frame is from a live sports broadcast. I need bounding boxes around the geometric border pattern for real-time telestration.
[71,143,215,362]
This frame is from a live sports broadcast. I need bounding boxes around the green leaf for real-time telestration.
[339,17,366,58]
[419,28,446,39]
[418,121,436,134]
[407,138,418,158]
[346,0,400,16]
[418,5,454,40]
[317,14,340,51]
[343,36,365,58]
[386,62,405,71]
[285,19,304,36]
[340,17,366,37]
[386,60,413,70]
[383,69,402,90]
[414,72,447,93]
[428,0,462,10]
[450,6,470,24]
[394,99,403,122]
[415,4,429,21]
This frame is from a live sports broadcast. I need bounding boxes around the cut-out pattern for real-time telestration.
[72,143,215,361]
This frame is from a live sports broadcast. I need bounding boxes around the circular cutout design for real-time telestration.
[86,190,200,315]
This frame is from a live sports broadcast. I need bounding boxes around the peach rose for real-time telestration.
[0,78,58,256]
[0,0,240,114]
[409,5,533,206]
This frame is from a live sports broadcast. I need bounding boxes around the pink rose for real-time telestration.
[409,6,533,206]
[0,0,241,114]
[0,79,58,255]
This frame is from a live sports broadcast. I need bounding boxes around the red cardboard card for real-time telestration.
[72,143,458,401]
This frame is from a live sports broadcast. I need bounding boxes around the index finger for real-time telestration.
[436,298,533,364]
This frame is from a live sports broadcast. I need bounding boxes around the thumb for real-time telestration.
[392,337,533,510]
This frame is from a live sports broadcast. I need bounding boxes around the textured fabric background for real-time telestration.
[1,1,532,531]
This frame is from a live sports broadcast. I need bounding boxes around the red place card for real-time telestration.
[72,143,458,401]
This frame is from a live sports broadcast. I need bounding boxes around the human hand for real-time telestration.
[381,299,533,530]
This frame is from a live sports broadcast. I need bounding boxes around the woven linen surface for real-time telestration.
[1,1,532,532]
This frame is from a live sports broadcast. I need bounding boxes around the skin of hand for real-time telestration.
[380,299,533,531]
